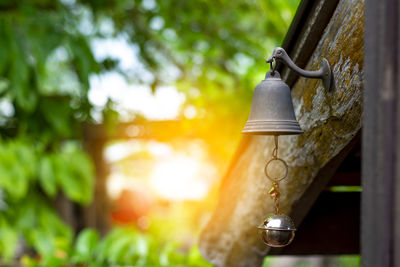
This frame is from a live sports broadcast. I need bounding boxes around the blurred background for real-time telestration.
[0,0,359,266]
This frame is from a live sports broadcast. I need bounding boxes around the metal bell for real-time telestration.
[242,70,303,135]
[258,214,296,247]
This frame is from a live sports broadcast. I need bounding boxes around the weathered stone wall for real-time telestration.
[199,0,364,266]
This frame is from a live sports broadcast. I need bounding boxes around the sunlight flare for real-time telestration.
[150,156,211,201]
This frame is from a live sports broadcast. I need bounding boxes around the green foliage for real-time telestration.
[85,227,212,267]
[0,139,36,199]
[54,144,94,204]
[71,229,99,263]
[0,4,98,263]
[0,217,19,260]
[0,139,93,263]
[262,256,361,267]
[339,255,360,267]
[0,139,94,204]
[1,191,73,266]
[20,226,211,267]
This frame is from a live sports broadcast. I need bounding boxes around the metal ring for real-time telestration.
[264,157,288,182]
[270,58,277,74]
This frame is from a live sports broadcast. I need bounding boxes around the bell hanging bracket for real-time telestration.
[266,47,332,91]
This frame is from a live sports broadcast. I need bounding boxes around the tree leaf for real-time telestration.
[39,97,73,137]
[72,228,99,263]
[55,147,94,204]
[38,155,57,197]
[0,217,19,260]
[0,141,31,200]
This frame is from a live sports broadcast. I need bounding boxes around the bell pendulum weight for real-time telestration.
[257,135,296,247]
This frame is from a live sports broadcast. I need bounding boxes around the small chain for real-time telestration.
[269,181,280,214]
[272,135,278,159]
[274,197,280,214]
[268,135,281,214]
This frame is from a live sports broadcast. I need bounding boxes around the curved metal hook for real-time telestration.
[266,47,332,91]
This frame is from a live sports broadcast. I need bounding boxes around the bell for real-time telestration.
[258,214,296,247]
[242,70,303,135]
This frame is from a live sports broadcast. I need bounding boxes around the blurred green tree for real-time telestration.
[0,0,299,265]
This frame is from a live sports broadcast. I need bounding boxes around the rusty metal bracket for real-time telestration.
[266,47,332,91]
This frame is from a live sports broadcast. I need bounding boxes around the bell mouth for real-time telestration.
[242,120,303,135]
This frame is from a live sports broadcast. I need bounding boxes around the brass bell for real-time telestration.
[242,70,303,135]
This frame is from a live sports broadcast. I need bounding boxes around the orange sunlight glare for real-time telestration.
[105,140,217,203]
[150,156,210,201]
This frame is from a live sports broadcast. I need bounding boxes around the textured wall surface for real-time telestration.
[199,0,364,266]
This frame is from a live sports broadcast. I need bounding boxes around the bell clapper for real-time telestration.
[258,135,296,247]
